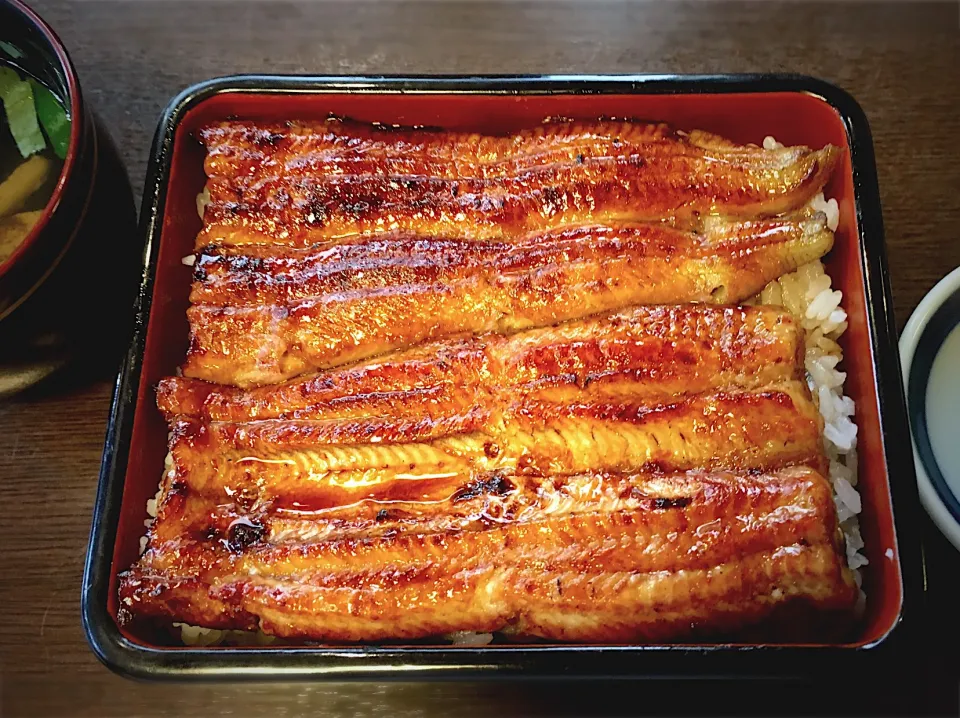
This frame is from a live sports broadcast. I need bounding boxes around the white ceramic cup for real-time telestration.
[899,265,960,552]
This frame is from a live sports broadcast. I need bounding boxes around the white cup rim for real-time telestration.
[899,265,960,553]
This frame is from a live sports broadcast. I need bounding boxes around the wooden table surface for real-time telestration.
[2,1,959,715]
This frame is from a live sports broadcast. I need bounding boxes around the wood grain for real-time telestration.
[1,1,958,715]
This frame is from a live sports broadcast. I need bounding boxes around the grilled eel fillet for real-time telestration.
[121,306,858,640]
[120,467,857,642]
[196,118,840,247]
[185,118,838,386]
[183,214,833,386]
[162,304,805,422]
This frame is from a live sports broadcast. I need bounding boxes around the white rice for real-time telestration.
[175,623,282,647]
[196,186,211,219]
[180,189,209,269]
[446,631,495,646]
[138,485,163,556]
[755,181,868,603]
[761,257,867,573]
[162,149,864,646]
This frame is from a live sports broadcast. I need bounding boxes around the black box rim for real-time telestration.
[81,73,923,681]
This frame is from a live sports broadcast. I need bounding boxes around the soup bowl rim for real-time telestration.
[0,0,83,282]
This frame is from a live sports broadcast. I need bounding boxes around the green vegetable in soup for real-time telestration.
[0,42,24,60]
[0,67,45,158]
[30,80,69,160]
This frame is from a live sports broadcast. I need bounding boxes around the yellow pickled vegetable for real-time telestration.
[0,155,52,217]
[0,209,43,263]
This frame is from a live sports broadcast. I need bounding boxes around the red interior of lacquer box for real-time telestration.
[109,90,903,650]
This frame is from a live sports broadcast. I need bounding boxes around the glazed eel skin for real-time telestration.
[184,118,839,387]
[119,119,856,643]
[184,213,834,387]
[122,467,856,642]
[196,118,840,247]
[120,305,858,641]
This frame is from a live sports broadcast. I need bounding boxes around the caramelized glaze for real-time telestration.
[118,118,855,643]
[197,118,839,247]
[120,467,857,641]
[183,215,832,386]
